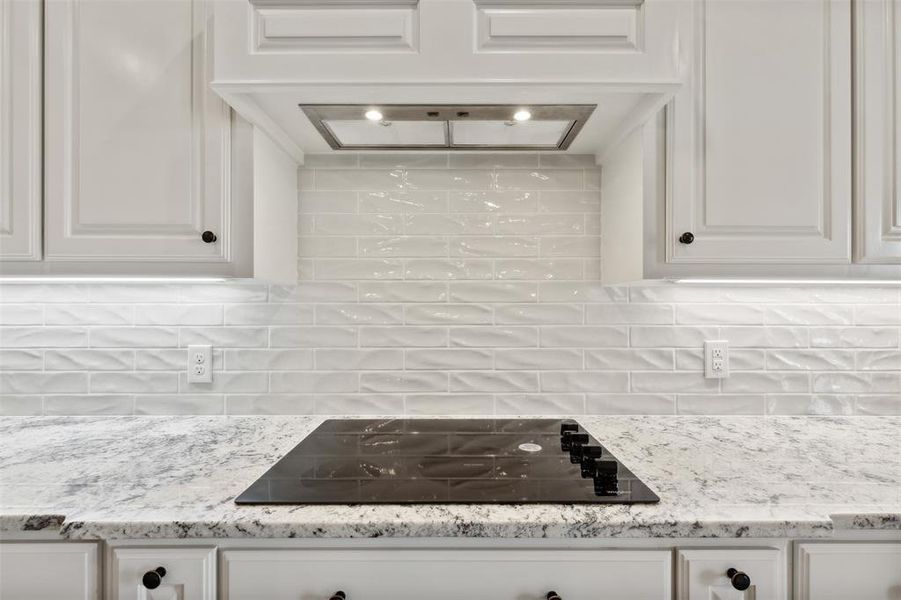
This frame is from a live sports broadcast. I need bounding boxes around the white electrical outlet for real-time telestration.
[704,340,729,379]
[187,344,212,383]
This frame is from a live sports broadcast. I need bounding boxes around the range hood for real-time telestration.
[301,104,596,151]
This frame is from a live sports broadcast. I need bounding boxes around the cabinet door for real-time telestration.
[222,548,672,600]
[854,0,901,263]
[43,0,232,266]
[668,0,851,264]
[796,543,901,600]
[0,542,99,600]
[0,0,42,261]
[109,547,215,600]
[677,548,786,600]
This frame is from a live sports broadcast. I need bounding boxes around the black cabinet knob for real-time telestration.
[679,231,695,244]
[726,568,751,591]
[329,592,346,600]
[546,592,562,600]
[142,566,167,590]
[201,230,217,243]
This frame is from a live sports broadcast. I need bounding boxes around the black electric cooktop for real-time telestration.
[235,419,659,505]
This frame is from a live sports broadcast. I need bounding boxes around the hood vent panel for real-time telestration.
[301,104,595,151]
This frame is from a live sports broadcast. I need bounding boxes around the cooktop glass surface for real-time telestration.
[235,419,659,505]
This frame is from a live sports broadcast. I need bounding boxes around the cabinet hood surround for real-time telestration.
[211,0,683,163]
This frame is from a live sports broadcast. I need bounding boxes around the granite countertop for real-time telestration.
[0,416,898,540]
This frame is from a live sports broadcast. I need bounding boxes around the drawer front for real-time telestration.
[109,547,216,600]
[0,543,99,600]
[222,548,672,600]
[677,548,786,600]
[796,542,901,600]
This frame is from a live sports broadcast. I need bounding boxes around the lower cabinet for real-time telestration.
[795,542,901,600]
[109,546,216,600]
[677,548,786,600]
[220,548,673,600]
[0,542,99,600]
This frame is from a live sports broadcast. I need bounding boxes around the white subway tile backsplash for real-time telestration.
[0,350,43,371]
[405,304,493,325]
[405,394,494,415]
[449,371,538,392]
[404,260,494,280]
[316,304,403,325]
[0,305,43,325]
[1,155,897,417]
[360,371,447,393]
[405,349,493,370]
[361,327,447,347]
[45,350,133,371]
[495,349,582,370]
[494,304,583,324]
[91,327,177,348]
[316,349,403,370]
[450,327,536,348]
[92,372,177,394]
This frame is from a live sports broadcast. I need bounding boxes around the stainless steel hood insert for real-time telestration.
[300,104,596,151]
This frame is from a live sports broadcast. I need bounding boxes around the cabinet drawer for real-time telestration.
[796,542,901,600]
[222,548,672,600]
[109,547,215,600]
[0,542,99,600]
[677,548,786,600]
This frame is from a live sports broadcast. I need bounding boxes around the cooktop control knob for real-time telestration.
[561,432,587,452]
[593,460,619,496]
[567,435,590,463]
[546,592,563,600]
[560,423,579,435]
[329,592,347,600]
[579,447,603,477]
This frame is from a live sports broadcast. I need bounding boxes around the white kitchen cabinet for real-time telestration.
[0,0,42,262]
[666,0,852,265]
[109,546,216,600]
[795,542,901,600]
[0,542,99,600]
[677,548,786,600]
[854,0,901,264]
[40,0,249,276]
[221,548,673,600]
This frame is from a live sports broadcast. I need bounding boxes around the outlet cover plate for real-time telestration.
[187,344,212,383]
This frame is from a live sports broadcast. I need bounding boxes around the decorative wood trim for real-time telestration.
[0,0,42,261]
[474,2,643,53]
[251,3,419,53]
[853,0,901,263]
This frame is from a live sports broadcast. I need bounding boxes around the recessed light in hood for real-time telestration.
[300,104,596,151]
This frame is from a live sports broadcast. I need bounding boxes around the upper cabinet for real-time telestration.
[212,0,690,163]
[854,0,901,263]
[0,0,42,262]
[40,0,247,275]
[667,0,851,265]
[0,0,265,278]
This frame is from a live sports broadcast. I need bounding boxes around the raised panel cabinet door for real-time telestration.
[795,542,901,600]
[854,0,901,263]
[221,548,673,600]
[0,542,99,600]
[109,547,216,600]
[43,0,232,264]
[677,548,786,600]
[0,0,42,261]
[668,0,852,264]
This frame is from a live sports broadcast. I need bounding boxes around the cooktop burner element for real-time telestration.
[235,419,659,505]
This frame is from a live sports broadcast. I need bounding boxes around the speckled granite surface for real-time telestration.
[0,416,898,540]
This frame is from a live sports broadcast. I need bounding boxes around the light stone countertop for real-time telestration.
[0,416,898,540]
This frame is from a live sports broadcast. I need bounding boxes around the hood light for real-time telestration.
[364,109,384,121]
[513,109,532,122]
